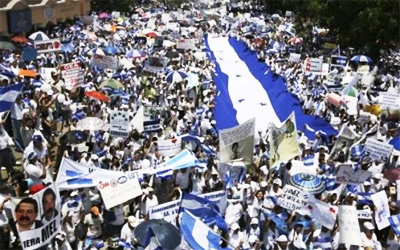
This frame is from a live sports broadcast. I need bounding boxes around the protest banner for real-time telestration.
[34,39,61,53]
[364,138,393,161]
[303,57,323,73]
[59,62,85,90]
[144,56,168,73]
[19,69,36,78]
[219,118,255,164]
[371,191,391,230]
[157,137,182,157]
[357,65,370,75]
[378,92,400,110]
[92,54,118,70]
[330,55,347,70]
[98,172,142,209]
[177,38,197,50]
[148,191,227,225]
[338,206,362,246]
[110,110,131,138]
[306,198,337,230]
[357,209,372,219]
[335,164,372,185]
[269,113,299,169]
[143,105,161,132]
[277,185,309,211]
[11,184,61,250]
[39,67,56,83]
[330,125,360,162]
[289,53,301,63]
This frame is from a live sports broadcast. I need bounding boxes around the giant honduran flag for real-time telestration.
[205,36,337,138]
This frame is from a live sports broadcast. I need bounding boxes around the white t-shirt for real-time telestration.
[225,203,243,226]
[120,223,136,243]
[84,214,104,238]
[24,162,43,184]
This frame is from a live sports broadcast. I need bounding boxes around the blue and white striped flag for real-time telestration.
[225,168,234,189]
[0,83,23,112]
[303,154,314,167]
[350,144,364,159]
[181,210,226,250]
[388,214,400,236]
[358,192,373,205]
[324,175,340,191]
[313,235,333,250]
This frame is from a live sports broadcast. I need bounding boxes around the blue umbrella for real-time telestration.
[350,55,373,64]
[165,70,189,84]
[61,42,75,53]
[126,49,142,58]
[289,173,325,194]
[104,46,118,55]
[389,136,400,151]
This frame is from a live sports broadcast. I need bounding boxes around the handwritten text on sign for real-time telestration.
[277,185,309,211]
[220,118,255,146]
[364,138,393,161]
[60,62,84,90]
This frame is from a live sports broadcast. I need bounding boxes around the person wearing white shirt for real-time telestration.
[229,223,248,249]
[120,216,140,246]
[361,222,382,250]
[225,196,244,227]
[10,95,24,149]
[0,187,11,249]
[24,152,46,187]
[140,187,159,216]
[0,125,16,175]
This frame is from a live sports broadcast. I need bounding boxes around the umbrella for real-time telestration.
[126,49,143,58]
[87,48,105,56]
[288,37,303,44]
[0,42,16,51]
[134,219,181,250]
[99,12,110,19]
[383,168,400,184]
[99,79,124,89]
[29,31,50,41]
[289,173,326,194]
[85,91,110,102]
[11,36,29,43]
[76,117,108,131]
[104,46,118,55]
[146,32,158,38]
[59,130,88,145]
[350,55,373,64]
[165,50,179,59]
[166,70,189,84]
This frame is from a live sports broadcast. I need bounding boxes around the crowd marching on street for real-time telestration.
[0,1,399,250]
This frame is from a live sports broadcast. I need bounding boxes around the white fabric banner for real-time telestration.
[157,137,182,157]
[11,184,61,250]
[378,92,400,110]
[371,191,391,230]
[130,106,144,133]
[335,164,372,185]
[307,198,337,230]
[338,205,362,246]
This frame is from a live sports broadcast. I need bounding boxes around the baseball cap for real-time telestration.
[251,217,259,225]
[32,135,43,142]
[128,216,139,227]
[273,178,282,186]
[70,191,79,197]
[276,235,288,242]
[29,183,45,195]
[91,154,99,161]
[91,206,100,216]
[364,221,374,230]
[231,223,240,231]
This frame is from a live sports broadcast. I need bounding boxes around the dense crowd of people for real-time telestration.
[0,1,399,250]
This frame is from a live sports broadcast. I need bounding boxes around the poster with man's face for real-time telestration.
[11,184,61,250]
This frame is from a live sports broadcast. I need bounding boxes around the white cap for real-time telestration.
[364,181,371,186]
[146,187,154,193]
[248,235,258,244]
[91,154,99,160]
[276,235,288,242]
[294,240,307,249]
[231,223,240,231]
[260,181,268,188]
[70,191,79,197]
[273,178,282,186]
[363,221,374,230]
[128,216,139,227]
[251,217,259,225]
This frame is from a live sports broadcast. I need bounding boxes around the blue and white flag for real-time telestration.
[181,193,228,232]
[388,214,400,236]
[144,227,162,250]
[224,168,234,189]
[0,83,23,112]
[313,235,333,250]
[357,192,373,205]
[181,210,226,250]
[205,35,337,138]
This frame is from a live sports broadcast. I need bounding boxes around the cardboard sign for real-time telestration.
[303,57,323,73]
[144,56,167,73]
[34,39,61,53]
[378,92,400,110]
[307,198,337,230]
[277,185,309,211]
[338,206,362,246]
[157,137,182,157]
[371,191,391,230]
[289,53,301,63]
[98,172,142,209]
[19,69,36,78]
[92,54,118,70]
[357,209,372,219]
[177,38,197,50]
[110,110,131,138]
[335,164,372,185]
[364,138,393,161]
[11,184,61,250]
[60,62,84,90]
